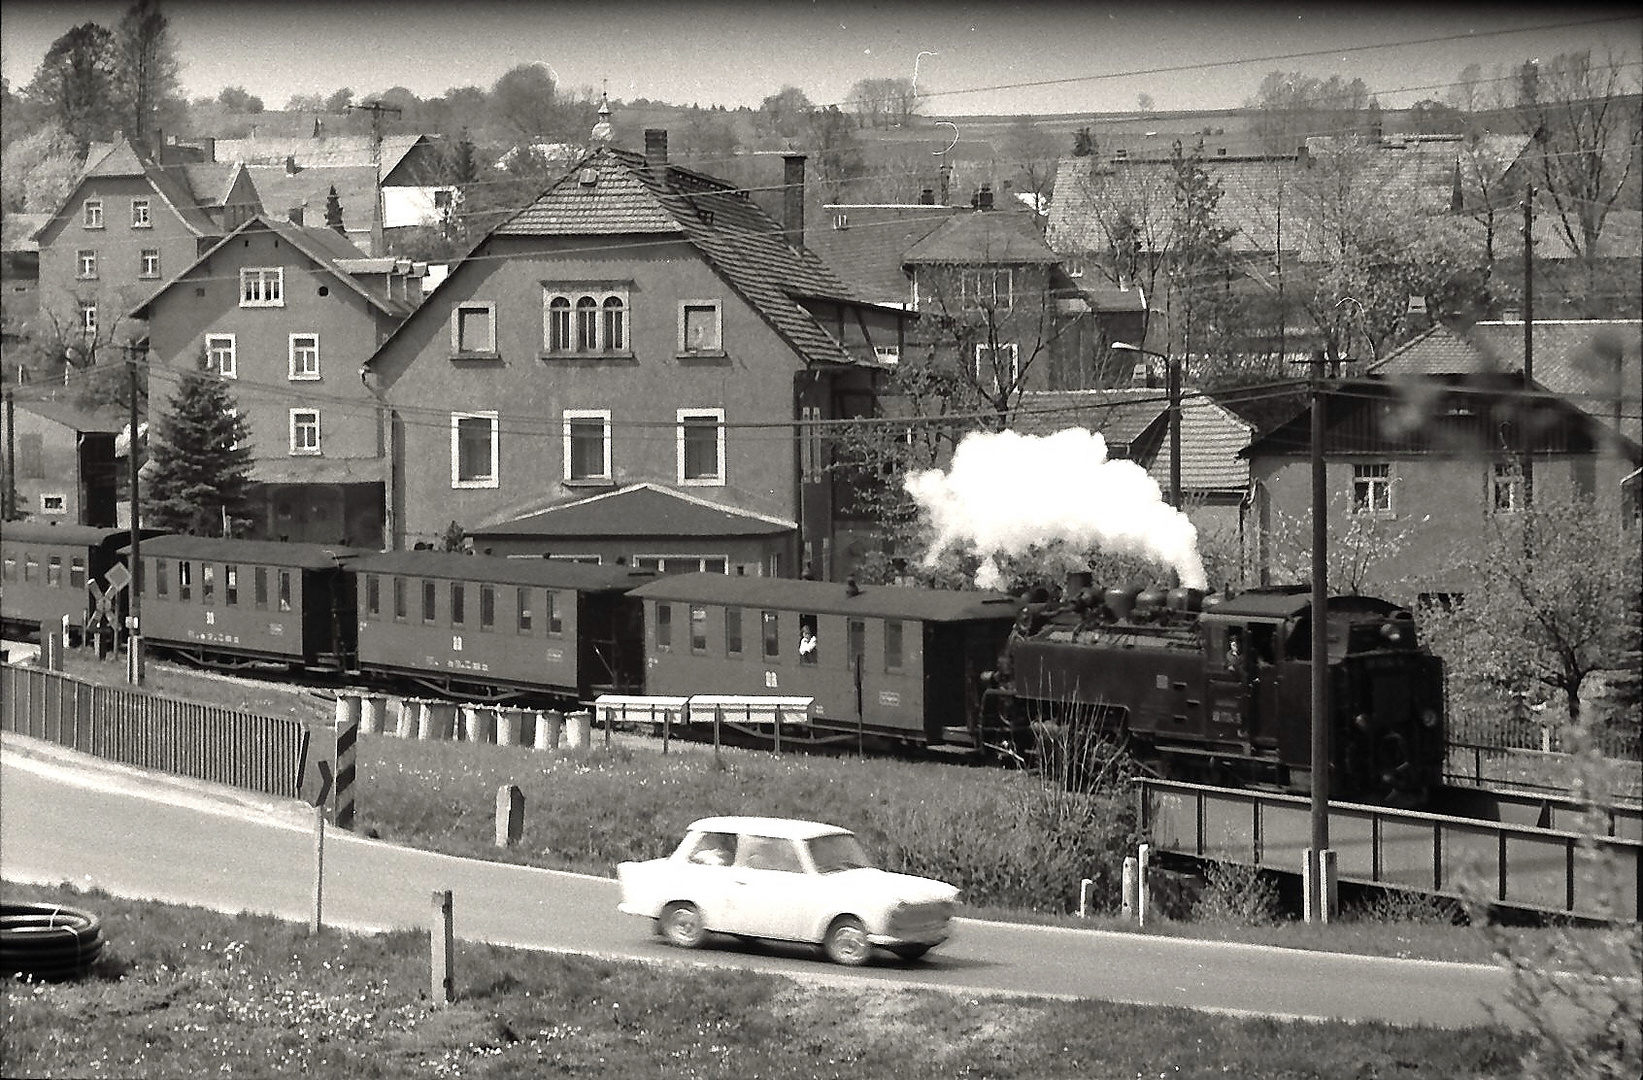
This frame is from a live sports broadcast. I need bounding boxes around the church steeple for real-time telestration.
[591,84,613,144]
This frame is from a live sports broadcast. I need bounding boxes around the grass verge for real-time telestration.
[1,880,1533,1080]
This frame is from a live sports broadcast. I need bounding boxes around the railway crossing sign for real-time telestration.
[105,563,131,593]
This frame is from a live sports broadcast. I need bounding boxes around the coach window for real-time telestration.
[202,564,216,604]
[725,607,743,657]
[47,556,63,587]
[393,577,407,622]
[278,571,292,613]
[70,558,86,589]
[516,587,533,634]
[656,603,672,650]
[253,567,267,608]
[884,619,904,673]
[156,560,170,598]
[799,615,818,665]
[546,591,562,635]
[690,605,708,653]
[422,580,437,624]
[451,582,466,626]
[480,584,496,631]
[365,575,379,618]
[225,566,239,606]
[761,610,780,659]
[1,556,13,580]
[178,561,192,601]
[848,620,866,674]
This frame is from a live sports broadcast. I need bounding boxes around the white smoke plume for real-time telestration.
[904,428,1206,590]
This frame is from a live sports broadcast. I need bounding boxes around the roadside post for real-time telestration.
[495,784,524,848]
[1137,843,1151,930]
[1122,856,1138,922]
[310,804,325,934]
[431,890,454,1005]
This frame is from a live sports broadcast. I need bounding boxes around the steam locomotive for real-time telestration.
[983,573,1446,807]
[2,525,1446,807]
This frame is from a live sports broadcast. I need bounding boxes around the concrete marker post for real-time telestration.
[1078,878,1093,919]
[1321,848,1338,924]
[310,804,325,934]
[1303,851,1317,925]
[430,889,453,1005]
[495,784,524,848]
[1122,856,1138,923]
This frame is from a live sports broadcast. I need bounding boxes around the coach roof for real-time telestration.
[631,572,1023,622]
[2,523,144,548]
[349,550,656,591]
[130,535,370,569]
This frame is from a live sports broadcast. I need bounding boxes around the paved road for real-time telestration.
[0,735,1573,1031]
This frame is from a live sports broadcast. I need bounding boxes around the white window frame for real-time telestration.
[800,404,825,483]
[1352,463,1393,516]
[678,300,723,354]
[205,334,237,378]
[563,408,612,482]
[451,411,500,489]
[240,267,285,307]
[77,250,97,279]
[632,554,730,574]
[450,301,497,356]
[1491,462,1523,514]
[677,408,726,486]
[289,333,321,380]
[82,199,103,229]
[78,301,97,334]
[139,249,160,278]
[543,286,628,355]
[39,493,68,515]
[131,198,152,228]
[961,267,1013,309]
[289,409,321,456]
[974,342,1020,392]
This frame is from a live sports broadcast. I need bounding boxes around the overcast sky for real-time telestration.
[2,0,1638,116]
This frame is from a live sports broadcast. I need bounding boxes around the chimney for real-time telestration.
[198,136,215,163]
[978,183,994,210]
[287,206,304,226]
[313,116,323,138]
[644,128,668,168]
[782,152,806,252]
[919,187,934,205]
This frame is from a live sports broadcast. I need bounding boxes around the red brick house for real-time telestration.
[130,215,425,547]
[32,139,259,354]
[365,132,908,578]
[1244,319,1641,596]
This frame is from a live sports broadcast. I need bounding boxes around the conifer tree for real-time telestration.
[324,184,344,233]
[142,351,254,536]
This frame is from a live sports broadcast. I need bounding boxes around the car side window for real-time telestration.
[686,831,737,866]
[737,835,805,873]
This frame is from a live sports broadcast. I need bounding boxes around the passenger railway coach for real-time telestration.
[349,552,652,700]
[629,573,1023,746]
[1,523,154,640]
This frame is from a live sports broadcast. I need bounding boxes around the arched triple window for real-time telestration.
[544,286,629,355]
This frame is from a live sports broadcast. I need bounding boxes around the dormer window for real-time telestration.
[240,267,284,307]
[131,199,152,228]
[82,200,103,228]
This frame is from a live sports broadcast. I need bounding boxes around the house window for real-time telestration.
[39,493,67,515]
[761,610,780,658]
[677,408,725,485]
[206,334,237,378]
[800,405,825,483]
[289,334,320,380]
[631,555,730,574]
[690,605,708,652]
[290,409,321,455]
[725,607,743,656]
[543,287,627,354]
[1491,462,1523,513]
[240,267,285,306]
[77,250,98,279]
[140,249,160,278]
[656,603,672,650]
[131,199,152,228]
[563,409,611,481]
[974,343,1020,392]
[451,302,496,356]
[961,267,1013,309]
[83,199,104,228]
[884,619,904,672]
[1352,463,1393,516]
[78,301,97,334]
[679,301,722,353]
[452,412,499,488]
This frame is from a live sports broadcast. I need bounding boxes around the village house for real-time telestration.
[1243,319,1641,597]
[130,215,425,548]
[0,397,123,526]
[365,130,909,579]
[31,138,260,356]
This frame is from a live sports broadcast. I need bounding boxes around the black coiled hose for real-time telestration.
[1,902,105,981]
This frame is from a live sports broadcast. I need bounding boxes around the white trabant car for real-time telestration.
[617,816,960,966]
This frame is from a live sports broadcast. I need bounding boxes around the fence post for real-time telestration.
[1122,856,1138,922]
[430,889,453,1005]
[310,804,325,934]
[1137,843,1150,930]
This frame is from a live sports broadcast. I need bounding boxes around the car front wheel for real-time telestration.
[823,916,872,967]
[659,902,706,949]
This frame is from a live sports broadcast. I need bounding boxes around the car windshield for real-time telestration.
[806,832,874,874]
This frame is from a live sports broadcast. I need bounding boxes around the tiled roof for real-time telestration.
[902,210,1062,265]
[1372,319,1642,443]
[13,398,126,433]
[209,134,425,177]
[491,146,864,369]
[805,205,959,305]
[177,163,243,207]
[468,483,796,539]
[1015,387,1252,493]
[244,164,380,239]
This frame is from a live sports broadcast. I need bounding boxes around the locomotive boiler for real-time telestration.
[982,575,1445,807]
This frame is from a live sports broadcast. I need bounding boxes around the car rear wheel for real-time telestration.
[823,916,872,967]
[659,902,706,949]
[889,943,931,962]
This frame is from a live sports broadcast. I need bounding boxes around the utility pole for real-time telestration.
[347,100,401,256]
[3,388,14,521]
[1306,347,1331,923]
[1521,186,1535,509]
[126,342,144,686]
